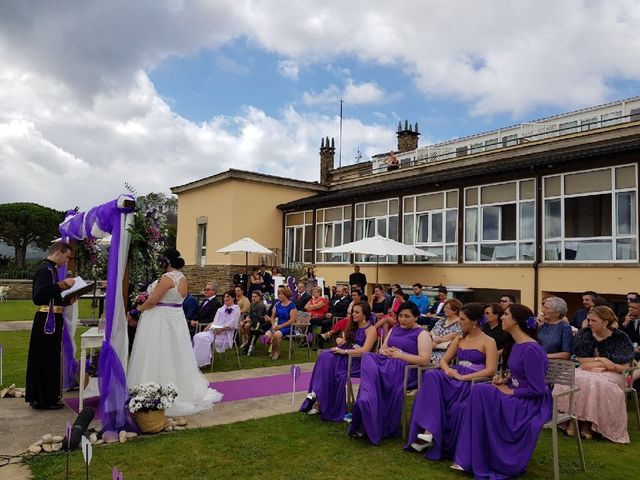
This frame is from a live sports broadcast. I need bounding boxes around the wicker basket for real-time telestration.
[132,409,167,433]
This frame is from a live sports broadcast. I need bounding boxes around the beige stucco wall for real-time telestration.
[176,178,317,266]
[312,264,640,310]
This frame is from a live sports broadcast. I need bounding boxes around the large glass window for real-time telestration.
[196,220,207,267]
[284,210,313,266]
[315,205,352,263]
[543,165,637,262]
[464,180,535,262]
[403,190,458,263]
[354,198,399,263]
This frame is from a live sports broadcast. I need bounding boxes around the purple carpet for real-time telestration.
[210,372,313,402]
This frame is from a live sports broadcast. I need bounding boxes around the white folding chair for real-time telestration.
[623,365,640,429]
[0,286,8,303]
[210,328,241,369]
[287,312,312,360]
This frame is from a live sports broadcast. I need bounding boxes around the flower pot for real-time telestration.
[132,410,167,433]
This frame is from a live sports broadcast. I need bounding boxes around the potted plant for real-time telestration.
[128,382,178,433]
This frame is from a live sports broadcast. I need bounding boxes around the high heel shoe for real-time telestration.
[565,422,577,437]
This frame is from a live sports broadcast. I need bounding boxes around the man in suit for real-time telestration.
[260,264,273,294]
[189,283,221,337]
[348,265,367,292]
[315,285,351,349]
[424,286,448,328]
[295,281,311,310]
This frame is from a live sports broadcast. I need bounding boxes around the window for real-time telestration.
[559,120,578,135]
[404,190,458,263]
[354,198,399,263]
[543,165,637,262]
[316,205,352,263]
[196,220,207,267]
[580,116,598,131]
[464,180,535,262]
[484,138,500,151]
[502,133,518,147]
[470,142,484,154]
[284,210,313,266]
[601,111,622,127]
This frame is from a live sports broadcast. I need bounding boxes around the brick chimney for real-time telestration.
[397,120,420,153]
[319,136,335,185]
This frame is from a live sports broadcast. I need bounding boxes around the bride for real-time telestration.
[127,248,222,416]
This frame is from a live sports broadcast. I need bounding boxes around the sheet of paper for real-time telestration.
[61,276,91,298]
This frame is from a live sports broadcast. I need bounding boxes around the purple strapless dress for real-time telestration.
[347,326,424,445]
[406,348,487,460]
[454,342,552,479]
[300,325,372,421]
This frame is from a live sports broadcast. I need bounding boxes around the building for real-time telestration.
[173,97,640,312]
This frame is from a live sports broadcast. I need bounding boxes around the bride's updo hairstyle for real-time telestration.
[161,248,185,270]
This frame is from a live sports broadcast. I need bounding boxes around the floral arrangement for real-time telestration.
[85,351,100,377]
[128,383,178,413]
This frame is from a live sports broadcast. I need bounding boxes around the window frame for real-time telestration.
[315,205,352,264]
[353,198,399,264]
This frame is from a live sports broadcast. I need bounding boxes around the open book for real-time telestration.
[61,276,95,299]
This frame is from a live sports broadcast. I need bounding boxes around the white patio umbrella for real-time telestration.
[216,237,274,272]
[320,234,436,282]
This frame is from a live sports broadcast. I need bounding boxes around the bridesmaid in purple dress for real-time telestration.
[348,302,432,445]
[406,303,498,460]
[453,304,552,479]
[300,301,377,421]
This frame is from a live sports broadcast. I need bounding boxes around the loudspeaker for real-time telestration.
[61,407,95,451]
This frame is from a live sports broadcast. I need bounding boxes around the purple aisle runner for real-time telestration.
[210,372,313,403]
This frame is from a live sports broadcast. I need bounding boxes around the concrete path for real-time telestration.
[0,321,33,331]
[0,363,317,480]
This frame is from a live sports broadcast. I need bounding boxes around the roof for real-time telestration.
[170,168,328,194]
[278,122,640,211]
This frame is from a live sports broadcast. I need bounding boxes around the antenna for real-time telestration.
[339,99,343,168]
[355,143,362,163]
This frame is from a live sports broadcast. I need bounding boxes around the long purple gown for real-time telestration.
[347,326,424,445]
[405,348,487,460]
[454,342,552,479]
[299,324,372,421]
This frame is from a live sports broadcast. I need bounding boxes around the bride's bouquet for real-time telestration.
[128,382,178,413]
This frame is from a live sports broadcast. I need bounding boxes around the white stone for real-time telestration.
[173,426,185,431]
[174,418,187,426]
[95,439,104,445]
[34,439,43,446]
[164,426,173,432]
[125,431,138,439]
[28,445,42,454]
[51,443,62,452]
[41,434,53,443]
[105,436,119,444]
[14,391,23,398]
[52,435,63,443]
[42,444,52,453]
[119,431,127,443]
[89,433,98,444]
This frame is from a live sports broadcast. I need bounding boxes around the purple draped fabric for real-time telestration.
[57,258,79,390]
[59,196,135,433]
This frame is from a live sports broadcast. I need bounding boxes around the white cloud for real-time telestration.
[277,60,299,80]
[302,80,389,107]
[215,55,251,75]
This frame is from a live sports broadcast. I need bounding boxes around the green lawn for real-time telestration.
[0,299,98,321]
[26,409,640,480]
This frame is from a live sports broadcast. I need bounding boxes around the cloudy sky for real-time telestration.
[1,0,639,211]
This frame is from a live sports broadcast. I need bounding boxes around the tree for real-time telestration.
[0,203,64,267]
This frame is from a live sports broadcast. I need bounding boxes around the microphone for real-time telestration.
[62,407,95,451]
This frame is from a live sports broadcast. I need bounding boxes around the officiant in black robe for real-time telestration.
[25,242,76,410]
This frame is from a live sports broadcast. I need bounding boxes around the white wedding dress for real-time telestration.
[127,271,222,416]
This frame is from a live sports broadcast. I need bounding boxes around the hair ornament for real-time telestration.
[526,315,538,330]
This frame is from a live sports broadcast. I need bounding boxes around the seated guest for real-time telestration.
[247,267,263,297]
[538,296,573,360]
[305,286,329,347]
[182,292,199,335]
[424,286,448,328]
[499,294,515,307]
[234,285,251,317]
[321,288,364,342]
[453,304,552,477]
[189,283,221,335]
[621,294,640,360]
[557,305,634,442]
[347,302,432,445]
[409,283,430,323]
[374,284,402,338]
[239,290,267,352]
[371,284,391,316]
[570,290,597,329]
[193,290,241,367]
[259,264,272,294]
[430,298,463,364]
[407,303,498,458]
[295,281,311,311]
[263,286,297,360]
[482,303,508,353]
[300,301,377,420]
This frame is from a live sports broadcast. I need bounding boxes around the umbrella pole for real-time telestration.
[376,256,379,283]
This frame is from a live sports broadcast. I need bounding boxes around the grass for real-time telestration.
[0,328,90,388]
[0,299,98,322]
[25,409,640,480]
